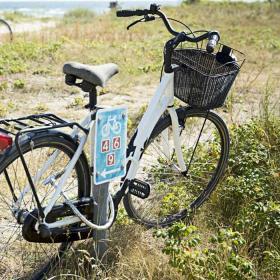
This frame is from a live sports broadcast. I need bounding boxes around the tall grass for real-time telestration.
[156,114,280,279]
[2,11,34,22]
[0,2,279,279]
[63,9,95,24]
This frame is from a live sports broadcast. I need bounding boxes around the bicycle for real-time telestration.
[0,18,13,42]
[0,4,244,279]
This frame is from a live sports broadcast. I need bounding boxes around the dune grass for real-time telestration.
[0,2,279,119]
[63,8,95,24]
[0,2,279,279]
[1,11,34,22]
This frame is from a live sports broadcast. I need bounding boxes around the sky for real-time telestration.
[2,0,110,1]
[0,0,179,2]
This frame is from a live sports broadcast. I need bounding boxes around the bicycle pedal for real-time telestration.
[128,179,150,199]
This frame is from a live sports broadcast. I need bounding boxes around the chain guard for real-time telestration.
[22,198,94,243]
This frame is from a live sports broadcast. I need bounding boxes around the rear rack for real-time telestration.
[0,113,87,137]
[0,113,89,139]
[0,113,89,220]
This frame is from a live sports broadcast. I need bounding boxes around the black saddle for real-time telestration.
[63,62,119,88]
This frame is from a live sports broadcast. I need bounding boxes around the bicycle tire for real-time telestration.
[0,133,90,279]
[0,19,13,42]
[123,107,229,227]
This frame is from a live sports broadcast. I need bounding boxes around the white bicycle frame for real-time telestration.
[14,71,187,231]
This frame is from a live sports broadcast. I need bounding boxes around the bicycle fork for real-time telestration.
[168,107,187,172]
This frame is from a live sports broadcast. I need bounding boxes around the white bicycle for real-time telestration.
[0,4,244,279]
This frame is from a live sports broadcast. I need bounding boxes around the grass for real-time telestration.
[66,96,85,109]
[0,102,7,117]
[0,2,279,279]
[2,11,34,22]
[34,103,48,113]
[13,79,25,89]
[63,8,95,24]
[0,2,278,120]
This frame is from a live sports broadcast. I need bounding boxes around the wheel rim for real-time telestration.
[0,141,85,279]
[127,112,227,226]
[0,19,13,43]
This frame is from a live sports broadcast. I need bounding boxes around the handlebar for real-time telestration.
[206,33,220,53]
[117,4,179,36]
[116,4,221,72]
[117,4,220,48]
[116,9,150,17]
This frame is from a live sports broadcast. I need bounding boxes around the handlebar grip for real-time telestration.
[206,33,220,53]
[116,9,149,17]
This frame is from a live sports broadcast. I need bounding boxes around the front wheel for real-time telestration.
[123,107,230,227]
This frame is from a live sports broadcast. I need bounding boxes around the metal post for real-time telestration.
[92,183,109,262]
[91,106,127,263]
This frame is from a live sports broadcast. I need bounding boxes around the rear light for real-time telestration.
[0,132,13,152]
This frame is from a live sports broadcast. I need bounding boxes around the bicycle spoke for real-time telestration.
[125,109,228,227]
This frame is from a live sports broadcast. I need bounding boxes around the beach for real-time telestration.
[0,1,181,17]
[0,20,56,34]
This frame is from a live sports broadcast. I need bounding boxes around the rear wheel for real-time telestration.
[0,134,90,279]
[123,107,229,227]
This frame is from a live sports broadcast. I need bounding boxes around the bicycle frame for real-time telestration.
[14,71,187,230]
[125,72,186,180]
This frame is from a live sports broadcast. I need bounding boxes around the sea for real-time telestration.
[0,1,182,18]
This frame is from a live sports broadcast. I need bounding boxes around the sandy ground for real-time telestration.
[0,20,56,35]
[0,22,279,128]
[24,71,280,126]
[1,70,279,130]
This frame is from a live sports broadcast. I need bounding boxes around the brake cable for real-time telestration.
[127,15,156,30]
[127,15,197,45]
[159,18,199,80]
[125,14,202,78]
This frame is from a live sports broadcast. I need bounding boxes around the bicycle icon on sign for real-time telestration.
[101,115,121,137]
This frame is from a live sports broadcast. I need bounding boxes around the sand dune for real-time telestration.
[0,20,55,34]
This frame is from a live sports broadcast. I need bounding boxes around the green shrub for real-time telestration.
[211,118,280,276]
[66,97,85,109]
[155,118,280,279]
[0,81,8,91]
[262,250,280,277]
[63,9,95,24]
[182,0,200,4]
[0,102,7,117]
[13,79,25,89]
[34,103,48,113]
[0,41,63,76]
[214,119,279,236]
[155,224,256,279]
[3,11,33,22]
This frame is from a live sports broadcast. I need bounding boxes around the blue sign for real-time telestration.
[94,107,127,185]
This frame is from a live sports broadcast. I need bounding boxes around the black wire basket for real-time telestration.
[172,43,245,109]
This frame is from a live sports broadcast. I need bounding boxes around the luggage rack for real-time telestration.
[0,113,89,220]
[0,113,88,137]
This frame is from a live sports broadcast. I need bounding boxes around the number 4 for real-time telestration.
[101,139,110,153]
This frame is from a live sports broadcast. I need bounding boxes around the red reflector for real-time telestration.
[0,132,13,152]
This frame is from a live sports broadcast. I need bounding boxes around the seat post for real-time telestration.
[89,87,97,111]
